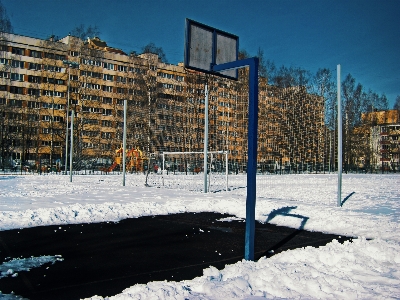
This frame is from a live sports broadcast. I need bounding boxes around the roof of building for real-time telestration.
[87,37,126,55]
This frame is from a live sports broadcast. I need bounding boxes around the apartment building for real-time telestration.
[0,32,325,172]
[360,110,400,171]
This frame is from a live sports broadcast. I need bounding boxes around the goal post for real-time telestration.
[161,151,229,192]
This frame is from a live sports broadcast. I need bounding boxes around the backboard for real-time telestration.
[184,19,238,80]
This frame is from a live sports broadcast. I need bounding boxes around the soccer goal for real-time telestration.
[155,151,229,193]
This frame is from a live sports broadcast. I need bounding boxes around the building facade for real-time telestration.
[0,32,325,172]
[360,110,400,171]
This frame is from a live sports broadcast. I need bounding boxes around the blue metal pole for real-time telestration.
[213,57,259,260]
[245,58,259,260]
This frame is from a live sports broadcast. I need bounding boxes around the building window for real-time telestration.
[81,94,100,101]
[102,120,113,127]
[69,75,79,81]
[10,73,24,81]
[10,86,24,94]
[28,75,42,83]
[116,99,125,106]
[81,71,101,78]
[103,97,112,104]
[43,90,65,97]
[82,82,101,90]
[53,116,64,122]
[101,143,112,150]
[117,87,126,94]
[81,58,101,66]
[117,65,127,72]
[103,74,114,81]
[12,47,25,55]
[116,76,126,83]
[82,131,99,137]
[8,99,23,107]
[44,65,62,72]
[42,102,64,109]
[29,50,42,58]
[28,63,42,70]
[11,60,24,68]
[70,51,80,57]
[82,106,102,113]
[103,85,113,92]
[103,109,113,116]
[103,62,114,70]
[84,118,99,125]
[0,72,9,79]
[27,114,39,121]
[83,142,98,148]
[101,132,112,139]
[28,88,41,96]
[44,53,65,60]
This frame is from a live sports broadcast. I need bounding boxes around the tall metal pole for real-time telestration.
[122,100,127,186]
[203,82,209,193]
[213,57,259,261]
[65,66,70,174]
[69,110,74,182]
[337,65,342,207]
[245,58,259,260]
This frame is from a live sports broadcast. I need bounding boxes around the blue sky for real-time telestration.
[3,0,399,108]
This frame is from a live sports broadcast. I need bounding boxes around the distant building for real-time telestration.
[0,32,325,173]
[360,110,400,171]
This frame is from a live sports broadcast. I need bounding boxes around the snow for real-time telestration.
[0,255,63,279]
[0,173,399,299]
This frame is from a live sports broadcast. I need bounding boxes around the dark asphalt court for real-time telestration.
[0,212,352,300]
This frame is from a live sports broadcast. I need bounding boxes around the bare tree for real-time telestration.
[142,43,167,63]
[0,0,12,33]
[70,24,100,40]
[394,95,400,111]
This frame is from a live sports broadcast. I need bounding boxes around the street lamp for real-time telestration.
[62,60,79,175]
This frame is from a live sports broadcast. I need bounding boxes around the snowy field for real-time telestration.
[0,173,399,299]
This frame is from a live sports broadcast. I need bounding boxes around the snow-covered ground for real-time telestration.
[0,173,399,299]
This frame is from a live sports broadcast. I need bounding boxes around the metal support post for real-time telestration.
[337,64,342,207]
[213,57,259,261]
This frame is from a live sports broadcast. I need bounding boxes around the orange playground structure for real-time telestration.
[114,147,146,172]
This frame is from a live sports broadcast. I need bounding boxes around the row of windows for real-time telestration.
[3,54,150,77]
[81,106,102,114]
[7,47,66,61]
[81,59,147,74]
[0,59,64,72]
[5,141,143,150]
[0,85,134,98]
[157,72,184,82]
[159,83,183,92]
[41,128,64,134]
[0,73,66,86]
